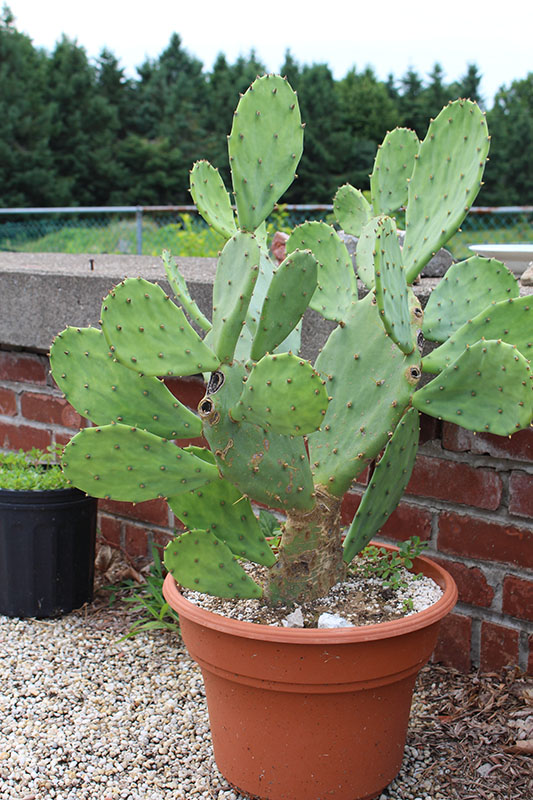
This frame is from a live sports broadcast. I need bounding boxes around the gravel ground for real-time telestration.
[1,582,531,800]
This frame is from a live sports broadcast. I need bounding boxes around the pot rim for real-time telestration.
[163,547,458,645]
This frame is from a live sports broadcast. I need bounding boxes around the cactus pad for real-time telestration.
[200,363,315,510]
[164,530,262,599]
[309,294,421,496]
[62,424,218,501]
[333,184,372,237]
[250,249,317,361]
[101,278,219,376]
[230,353,328,435]
[374,216,415,355]
[189,160,237,239]
[413,339,533,435]
[50,326,201,439]
[228,74,303,232]
[168,478,276,566]
[422,256,519,343]
[403,100,490,283]
[423,295,533,373]
[355,217,382,290]
[343,407,420,562]
[286,221,357,322]
[162,250,212,332]
[370,127,419,216]
[210,232,260,363]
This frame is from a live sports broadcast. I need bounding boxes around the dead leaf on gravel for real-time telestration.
[504,739,533,755]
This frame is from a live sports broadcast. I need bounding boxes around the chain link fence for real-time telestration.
[0,205,531,260]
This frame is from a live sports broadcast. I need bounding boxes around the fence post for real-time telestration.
[135,207,143,255]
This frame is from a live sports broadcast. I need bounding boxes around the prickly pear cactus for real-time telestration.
[51,77,533,608]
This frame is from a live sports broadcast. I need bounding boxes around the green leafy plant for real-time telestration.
[0,445,70,491]
[106,545,181,639]
[50,75,532,611]
[352,537,427,610]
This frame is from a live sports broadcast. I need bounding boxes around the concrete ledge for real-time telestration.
[4,251,529,361]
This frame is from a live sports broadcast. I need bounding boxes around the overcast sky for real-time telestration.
[9,0,533,106]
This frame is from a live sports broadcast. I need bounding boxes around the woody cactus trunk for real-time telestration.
[51,75,533,608]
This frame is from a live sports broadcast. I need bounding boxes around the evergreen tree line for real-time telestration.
[1,5,532,209]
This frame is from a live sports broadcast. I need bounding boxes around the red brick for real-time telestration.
[509,471,533,518]
[0,421,51,452]
[21,392,83,429]
[164,375,206,410]
[152,528,176,554]
[502,575,533,622]
[406,454,502,510]
[480,621,519,672]
[0,387,17,416]
[175,435,209,449]
[379,501,432,542]
[443,422,533,462]
[528,635,533,676]
[355,466,370,486]
[98,514,122,549]
[340,491,432,543]
[438,511,533,570]
[124,523,150,559]
[55,431,76,447]
[419,413,441,445]
[99,497,169,527]
[0,351,48,385]
[340,489,363,525]
[431,558,494,607]
[432,612,472,673]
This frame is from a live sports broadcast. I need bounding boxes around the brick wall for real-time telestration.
[1,347,532,674]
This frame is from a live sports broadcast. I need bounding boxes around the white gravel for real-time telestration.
[0,609,445,800]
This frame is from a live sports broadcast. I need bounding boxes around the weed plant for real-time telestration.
[0,446,69,491]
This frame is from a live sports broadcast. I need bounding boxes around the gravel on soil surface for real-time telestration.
[1,580,531,800]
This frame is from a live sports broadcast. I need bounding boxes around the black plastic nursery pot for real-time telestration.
[0,486,97,618]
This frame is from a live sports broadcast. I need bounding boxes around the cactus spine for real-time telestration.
[51,77,533,608]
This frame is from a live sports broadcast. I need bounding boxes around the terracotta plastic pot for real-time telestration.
[163,549,457,800]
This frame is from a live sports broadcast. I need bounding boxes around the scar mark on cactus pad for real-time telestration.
[215,438,234,461]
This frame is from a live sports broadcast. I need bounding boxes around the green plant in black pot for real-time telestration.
[0,445,97,618]
[0,446,69,491]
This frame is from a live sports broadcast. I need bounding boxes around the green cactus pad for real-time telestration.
[343,407,420,562]
[210,232,261,363]
[370,127,420,216]
[403,100,490,283]
[62,424,218,501]
[374,216,415,355]
[422,295,533,374]
[168,479,276,566]
[413,339,533,435]
[200,362,315,510]
[162,249,212,333]
[309,294,421,496]
[230,353,329,435]
[286,221,357,323]
[100,277,219,376]
[228,74,303,232]
[333,184,372,237]
[250,249,318,361]
[189,160,237,240]
[422,256,519,343]
[164,530,263,599]
[50,327,202,439]
[355,217,382,290]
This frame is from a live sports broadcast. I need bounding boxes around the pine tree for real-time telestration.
[0,5,55,205]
